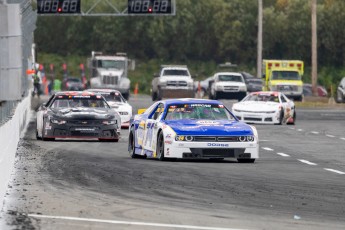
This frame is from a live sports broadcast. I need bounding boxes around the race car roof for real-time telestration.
[162,98,223,106]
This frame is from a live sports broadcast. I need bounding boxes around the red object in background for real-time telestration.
[62,63,67,71]
[80,63,84,70]
[50,64,54,71]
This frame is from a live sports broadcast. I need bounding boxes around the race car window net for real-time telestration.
[102,93,125,103]
[165,104,235,121]
[50,97,109,109]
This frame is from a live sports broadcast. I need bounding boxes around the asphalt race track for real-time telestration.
[0,95,344,230]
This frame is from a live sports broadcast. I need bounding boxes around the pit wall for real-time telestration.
[0,95,31,210]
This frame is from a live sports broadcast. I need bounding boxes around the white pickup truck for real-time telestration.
[151,65,195,101]
[209,72,247,100]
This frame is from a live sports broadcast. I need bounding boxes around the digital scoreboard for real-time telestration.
[37,0,81,14]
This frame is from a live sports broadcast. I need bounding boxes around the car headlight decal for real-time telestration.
[50,118,66,125]
[103,120,117,125]
[175,135,194,141]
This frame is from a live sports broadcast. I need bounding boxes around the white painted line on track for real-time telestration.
[311,131,319,134]
[340,137,345,141]
[324,168,345,175]
[326,134,335,138]
[28,214,248,230]
[298,159,317,166]
[297,129,303,132]
[277,153,290,157]
[262,147,274,151]
[289,127,295,130]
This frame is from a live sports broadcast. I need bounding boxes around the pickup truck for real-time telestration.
[151,65,195,101]
[208,72,247,100]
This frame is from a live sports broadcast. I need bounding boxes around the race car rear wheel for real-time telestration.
[237,159,255,163]
[128,127,139,158]
[156,131,165,161]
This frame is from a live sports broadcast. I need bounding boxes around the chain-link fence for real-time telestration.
[0,0,36,125]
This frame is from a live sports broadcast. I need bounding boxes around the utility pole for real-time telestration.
[311,0,318,96]
[257,0,263,79]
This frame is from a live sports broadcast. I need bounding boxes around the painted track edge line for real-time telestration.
[28,214,249,230]
[324,168,345,175]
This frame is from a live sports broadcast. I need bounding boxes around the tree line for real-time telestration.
[35,0,345,87]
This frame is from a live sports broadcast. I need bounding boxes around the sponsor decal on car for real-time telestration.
[196,120,220,125]
[207,143,229,147]
[165,140,172,145]
[165,134,172,138]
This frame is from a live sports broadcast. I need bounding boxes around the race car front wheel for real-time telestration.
[128,127,139,158]
[156,131,165,161]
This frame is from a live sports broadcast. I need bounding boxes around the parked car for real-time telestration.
[246,78,263,92]
[303,83,328,97]
[335,77,345,103]
[62,77,85,91]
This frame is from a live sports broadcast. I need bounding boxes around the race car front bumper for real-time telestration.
[232,111,280,124]
[43,120,121,140]
[163,140,259,159]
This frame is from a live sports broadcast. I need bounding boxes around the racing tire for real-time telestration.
[214,92,218,100]
[237,159,255,163]
[156,131,165,161]
[36,130,42,140]
[128,127,139,158]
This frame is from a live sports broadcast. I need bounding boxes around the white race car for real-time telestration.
[86,89,132,128]
[232,91,296,125]
[128,98,259,163]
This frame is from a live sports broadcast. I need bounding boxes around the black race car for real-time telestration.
[36,91,121,141]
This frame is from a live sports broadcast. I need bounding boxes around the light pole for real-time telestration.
[257,0,263,79]
[311,0,318,96]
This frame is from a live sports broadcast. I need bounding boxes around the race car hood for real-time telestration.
[50,107,116,120]
[107,101,131,110]
[164,119,253,136]
[234,101,280,112]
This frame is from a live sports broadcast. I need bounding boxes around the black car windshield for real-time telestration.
[244,94,279,102]
[162,69,189,76]
[97,60,125,70]
[271,71,300,80]
[165,104,235,120]
[50,98,109,108]
[218,75,244,82]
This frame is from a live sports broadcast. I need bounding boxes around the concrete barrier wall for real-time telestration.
[0,95,31,209]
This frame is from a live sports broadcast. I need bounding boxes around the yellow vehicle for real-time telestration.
[262,60,304,101]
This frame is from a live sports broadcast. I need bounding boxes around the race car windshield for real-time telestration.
[102,93,124,103]
[218,75,244,82]
[50,98,109,108]
[271,71,300,80]
[245,94,279,102]
[165,104,235,120]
